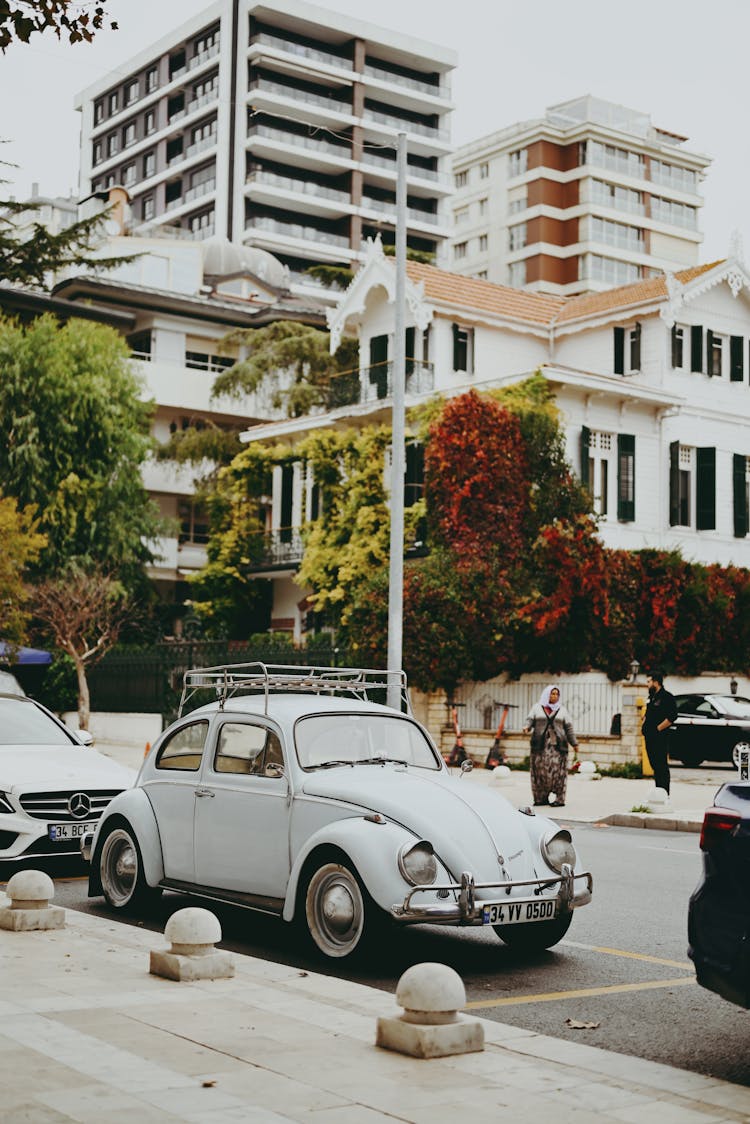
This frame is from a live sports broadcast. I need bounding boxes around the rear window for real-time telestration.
[0,698,75,746]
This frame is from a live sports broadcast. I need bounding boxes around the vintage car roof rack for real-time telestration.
[179,662,410,717]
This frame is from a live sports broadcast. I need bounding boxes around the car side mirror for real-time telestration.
[264,762,285,779]
[76,729,94,747]
[460,759,474,777]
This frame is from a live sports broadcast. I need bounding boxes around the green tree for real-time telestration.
[0,313,163,578]
[0,494,46,649]
[0,1,116,51]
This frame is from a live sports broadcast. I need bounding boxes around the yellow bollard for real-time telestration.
[636,697,653,777]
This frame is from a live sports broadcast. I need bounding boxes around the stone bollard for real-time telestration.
[577,761,600,781]
[149,907,234,982]
[376,962,484,1058]
[0,870,65,931]
[489,765,513,786]
[646,785,671,813]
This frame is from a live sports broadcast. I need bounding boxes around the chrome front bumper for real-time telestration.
[391,863,593,925]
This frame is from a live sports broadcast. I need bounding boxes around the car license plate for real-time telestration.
[48,821,97,842]
[482,898,557,925]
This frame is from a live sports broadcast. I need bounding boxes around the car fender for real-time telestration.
[88,788,164,896]
[283,816,441,922]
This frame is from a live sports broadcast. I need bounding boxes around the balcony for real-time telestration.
[247,122,351,162]
[185,178,216,203]
[360,194,440,227]
[186,133,217,159]
[188,41,220,71]
[325,360,434,409]
[249,76,352,118]
[362,150,450,187]
[363,108,449,143]
[246,214,350,249]
[250,31,354,73]
[363,62,444,99]
[186,90,218,114]
[243,528,305,571]
[246,168,349,205]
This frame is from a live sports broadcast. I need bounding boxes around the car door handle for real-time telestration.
[195,787,215,798]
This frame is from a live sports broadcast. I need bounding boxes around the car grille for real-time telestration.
[18,790,124,821]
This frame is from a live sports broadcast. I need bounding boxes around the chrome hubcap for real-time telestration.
[306,863,364,957]
[321,883,356,935]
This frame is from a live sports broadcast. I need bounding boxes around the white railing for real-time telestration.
[250,31,354,72]
[363,62,444,98]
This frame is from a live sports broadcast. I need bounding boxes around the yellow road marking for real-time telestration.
[466,976,695,1009]
[562,940,692,970]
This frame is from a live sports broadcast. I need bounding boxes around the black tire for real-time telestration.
[678,754,704,768]
[98,823,162,912]
[494,909,573,951]
[301,855,384,960]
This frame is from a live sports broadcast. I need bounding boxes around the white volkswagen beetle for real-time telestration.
[85,664,593,959]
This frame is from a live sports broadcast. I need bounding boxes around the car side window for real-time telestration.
[214,722,283,776]
[156,720,208,771]
[695,701,719,718]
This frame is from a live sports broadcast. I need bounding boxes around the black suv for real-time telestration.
[669,694,750,768]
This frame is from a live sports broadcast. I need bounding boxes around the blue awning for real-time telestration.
[0,643,52,665]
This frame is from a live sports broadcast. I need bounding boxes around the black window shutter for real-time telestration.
[280,463,294,543]
[669,441,680,526]
[731,336,744,382]
[613,327,625,375]
[733,454,748,538]
[706,329,715,376]
[580,426,591,489]
[690,325,703,372]
[452,323,467,371]
[617,433,635,522]
[630,322,641,372]
[405,326,415,378]
[696,447,716,530]
[671,324,680,368]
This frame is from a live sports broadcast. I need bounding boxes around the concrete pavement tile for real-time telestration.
[302,1107,403,1122]
[198,1064,356,1116]
[551,1079,657,1112]
[135,1083,251,1117]
[34,1083,186,1123]
[608,1101,727,1123]
[190,1109,296,1123]
[691,1083,750,1114]
[0,1102,73,1122]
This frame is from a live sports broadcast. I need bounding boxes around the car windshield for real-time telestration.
[715,697,750,718]
[0,698,76,746]
[295,712,441,770]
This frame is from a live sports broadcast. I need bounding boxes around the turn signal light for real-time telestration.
[699,807,741,851]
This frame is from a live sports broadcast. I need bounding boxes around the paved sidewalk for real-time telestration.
[2,897,750,1122]
[94,737,728,835]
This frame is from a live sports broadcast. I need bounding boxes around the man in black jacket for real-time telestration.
[642,671,678,794]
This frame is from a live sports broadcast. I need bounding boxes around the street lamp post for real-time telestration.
[386,132,407,710]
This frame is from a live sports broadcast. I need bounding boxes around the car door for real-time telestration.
[192,714,291,901]
[142,717,210,883]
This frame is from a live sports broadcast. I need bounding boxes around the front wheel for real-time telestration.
[494,909,573,951]
[677,753,704,768]
[732,741,750,769]
[303,859,377,960]
[99,824,162,911]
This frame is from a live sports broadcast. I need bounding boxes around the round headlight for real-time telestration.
[398,841,437,886]
[541,828,576,873]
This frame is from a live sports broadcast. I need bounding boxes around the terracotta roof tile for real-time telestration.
[405,260,565,325]
[403,259,725,328]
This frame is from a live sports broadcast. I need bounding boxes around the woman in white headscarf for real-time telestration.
[524,685,578,807]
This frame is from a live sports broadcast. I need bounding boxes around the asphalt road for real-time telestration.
[10,822,750,1088]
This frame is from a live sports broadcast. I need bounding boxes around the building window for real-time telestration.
[93,141,103,165]
[478,234,488,252]
[454,170,467,189]
[454,206,469,225]
[508,223,526,251]
[126,80,139,105]
[733,454,750,538]
[454,241,467,260]
[189,209,215,237]
[589,179,644,216]
[142,194,155,221]
[508,195,527,215]
[650,195,698,230]
[731,335,744,382]
[671,324,684,369]
[178,500,210,545]
[123,162,137,186]
[193,28,219,56]
[588,139,644,179]
[478,197,488,216]
[617,434,636,522]
[145,109,156,134]
[479,161,489,179]
[586,255,640,286]
[508,260,526,287]
[143,150,155,177]
[707,331,723,378]
[585,430,612,516]
[94,100,104,125]
[586,215,644,251]
[108,91,119,115]
[146,67,158,93]
[613,323,641,374]
[452,323,473,373]
[123,122,137,147]
[670,444,716,530]
[107,133,120,157]
[509,148,527,176]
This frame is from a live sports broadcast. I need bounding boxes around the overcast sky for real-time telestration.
[2,0,749,263]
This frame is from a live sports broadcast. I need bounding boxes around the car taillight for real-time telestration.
[699,807,741,851]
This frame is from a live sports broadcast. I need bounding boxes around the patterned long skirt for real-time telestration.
[530,745,568,806]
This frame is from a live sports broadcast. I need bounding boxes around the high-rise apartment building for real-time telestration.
[450,96,712,295]
[75,0,455,297]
